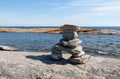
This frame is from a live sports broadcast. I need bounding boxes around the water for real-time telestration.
[0,32,120,58]
[0,32,61,52]
[82,26,120,31]
[0,27,120,58]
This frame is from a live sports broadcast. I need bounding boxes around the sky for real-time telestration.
[0,0,120,26]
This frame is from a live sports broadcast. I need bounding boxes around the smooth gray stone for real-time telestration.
[51,52,62,60]
[67,39,82,48]
[62,30,78,40]
[53,44,83,55]
[71,50,85,57]
[59,39,82,48]
[51,48,62,60]
[69,55,90,64]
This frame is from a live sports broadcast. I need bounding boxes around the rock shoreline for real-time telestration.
[0,27,120,35]
[0,51,120,79]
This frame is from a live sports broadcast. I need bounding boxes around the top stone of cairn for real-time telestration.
[60,24,80,31]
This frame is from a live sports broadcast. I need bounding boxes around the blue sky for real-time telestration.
[0,0,120,26]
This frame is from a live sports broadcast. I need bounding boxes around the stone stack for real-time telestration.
[51,24,90,64]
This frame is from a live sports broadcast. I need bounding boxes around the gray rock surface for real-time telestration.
[62,30,78,40]
[0,45,18,51]
[0,51,120,79]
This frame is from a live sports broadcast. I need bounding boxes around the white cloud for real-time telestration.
[52,0,120,26]
[91,1,120,12]
[56,0,120,15]
[93,6,120,11]
[67,0,101,7]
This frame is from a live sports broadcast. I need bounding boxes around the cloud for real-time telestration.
[92,3,120,12]
[52,0,120,25]
[56,0,120,14]
[67,0,101,7]
[93,6,120,11]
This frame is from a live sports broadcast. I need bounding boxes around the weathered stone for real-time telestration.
[62,30,78,40]
[0,77,7,79]
[51,24,90,64]
[53,44,83,55]
[70,45,83,54]
[59,39,82,48]
[60,24,80,31]
[71,50,85,57]
[51,48,63,60]
[52,45,62,51]
[97,51,109,55]
[0,45,18,51]
[51,52,62,60]
[69,55,90,64]
[67,39,82,47]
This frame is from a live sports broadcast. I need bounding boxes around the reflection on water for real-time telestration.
[0,32,120,58]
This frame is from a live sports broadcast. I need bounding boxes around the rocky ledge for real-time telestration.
[0,51,120,79]
[0,45,18,51]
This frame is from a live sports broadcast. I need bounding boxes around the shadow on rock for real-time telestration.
[26,55,70,65]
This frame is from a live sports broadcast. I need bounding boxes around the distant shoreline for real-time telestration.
[0,27,120,35]
[0,26,120,31]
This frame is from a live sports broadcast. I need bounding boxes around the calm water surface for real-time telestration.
[0,32,120,58]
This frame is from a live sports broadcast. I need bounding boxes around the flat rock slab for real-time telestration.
[61,24,80,31]
[0,45,18,51]
[0,51,120,79]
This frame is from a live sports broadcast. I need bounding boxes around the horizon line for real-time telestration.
[0,25,120,27]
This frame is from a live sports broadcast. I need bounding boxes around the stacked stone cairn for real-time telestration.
[51,24,90,64]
